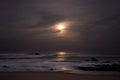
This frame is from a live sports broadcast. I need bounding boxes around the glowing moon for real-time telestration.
[57,24,65,31]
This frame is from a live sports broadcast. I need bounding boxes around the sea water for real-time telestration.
[0,51,120,75]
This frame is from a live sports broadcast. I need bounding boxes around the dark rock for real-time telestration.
[91,57,99,62]
[50,68,54,71]
[34,53,40,55]
[2,65,9,68]
[76,63,120,71]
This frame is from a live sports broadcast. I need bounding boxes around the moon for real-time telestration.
[57,24,65,31]
[54,22,70,33]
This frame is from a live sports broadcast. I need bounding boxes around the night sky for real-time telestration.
[0,0,120,52]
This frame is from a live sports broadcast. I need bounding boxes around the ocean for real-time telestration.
[0,51,120,75]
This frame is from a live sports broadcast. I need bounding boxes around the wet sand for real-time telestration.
[0,71,120,80]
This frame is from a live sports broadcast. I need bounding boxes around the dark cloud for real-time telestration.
[0,0,120,52]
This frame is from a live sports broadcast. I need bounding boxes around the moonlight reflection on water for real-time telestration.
[55,52,67,61]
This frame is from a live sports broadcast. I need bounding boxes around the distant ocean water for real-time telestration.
[0,51,120,74]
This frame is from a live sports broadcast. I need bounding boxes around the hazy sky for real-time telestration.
[0,0,120,52]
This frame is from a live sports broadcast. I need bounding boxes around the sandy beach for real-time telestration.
[0,71,120,80]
